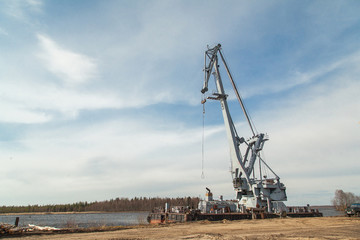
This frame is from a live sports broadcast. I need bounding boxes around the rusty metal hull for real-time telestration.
[148,211,323,224]
[148,213,192,224]
[287,212,323,217]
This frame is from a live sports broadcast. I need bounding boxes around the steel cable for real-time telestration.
[201,95,206,179]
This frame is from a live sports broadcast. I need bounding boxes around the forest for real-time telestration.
[0,197,200,213]
[1,189,358,214]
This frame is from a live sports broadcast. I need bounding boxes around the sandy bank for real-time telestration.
[6,216,360,240]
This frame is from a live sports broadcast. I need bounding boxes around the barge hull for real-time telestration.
[148,211,323,224]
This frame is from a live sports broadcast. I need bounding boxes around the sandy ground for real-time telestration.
[11,216,360,240]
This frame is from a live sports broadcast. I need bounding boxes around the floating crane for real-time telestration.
[200,44,287,213]
[147,44,322,223]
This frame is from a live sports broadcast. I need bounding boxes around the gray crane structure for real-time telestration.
[201,44,287,213]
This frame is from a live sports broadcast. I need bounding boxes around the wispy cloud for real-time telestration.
[1,0,43,20]
[0,78,122,123]
[0,117,212,203]
[238,49,360,99]
[0,102,51,124]
[37,34,98,85]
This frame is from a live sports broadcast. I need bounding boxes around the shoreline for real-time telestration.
[0,205,334,215]
[3,216,360,239]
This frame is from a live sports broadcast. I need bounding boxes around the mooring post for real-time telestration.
[251,209,257,219]
[15,217,20,227]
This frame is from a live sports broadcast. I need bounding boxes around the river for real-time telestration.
[0,212,149,228]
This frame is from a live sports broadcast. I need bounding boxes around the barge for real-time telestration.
[148,190,322,224]
[148,207,322,224]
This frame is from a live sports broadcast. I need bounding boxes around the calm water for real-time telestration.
[316,206,344,217]
[0,206,343,228]
[0,212,149,228]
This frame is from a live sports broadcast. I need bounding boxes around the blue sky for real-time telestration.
[0,0,359,206]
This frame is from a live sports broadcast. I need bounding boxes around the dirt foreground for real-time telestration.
[10,216,360,240]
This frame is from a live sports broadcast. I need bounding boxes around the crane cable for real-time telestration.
[201,95,206,179]
[260,151,269,178]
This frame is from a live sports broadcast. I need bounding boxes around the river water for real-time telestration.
[0,206,343,228]
[0,212,149,228]
[316,206,344,217]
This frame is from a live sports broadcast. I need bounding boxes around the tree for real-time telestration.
[332,189,360,211]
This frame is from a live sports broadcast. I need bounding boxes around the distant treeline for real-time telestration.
[0,197,200,213]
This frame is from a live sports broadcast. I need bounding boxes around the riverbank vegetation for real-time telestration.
[3,189,358,214]
[332,190,360,211]
[0,197,199,214]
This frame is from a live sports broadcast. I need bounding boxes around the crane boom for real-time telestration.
[201,44,287,212]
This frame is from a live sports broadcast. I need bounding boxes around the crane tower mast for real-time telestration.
[201,44,287,211]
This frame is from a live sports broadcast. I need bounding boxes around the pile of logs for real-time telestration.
[0,223,25,235]
[0,222,59,236]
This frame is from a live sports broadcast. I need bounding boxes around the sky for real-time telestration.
[0,0,359,206]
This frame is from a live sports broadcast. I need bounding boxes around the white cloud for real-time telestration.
[37,34,98,85]
[0,117,211,204]
[0,101,51,124]
[240,50,360,99]
[91,1,261,107]
[0,79,121,123]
